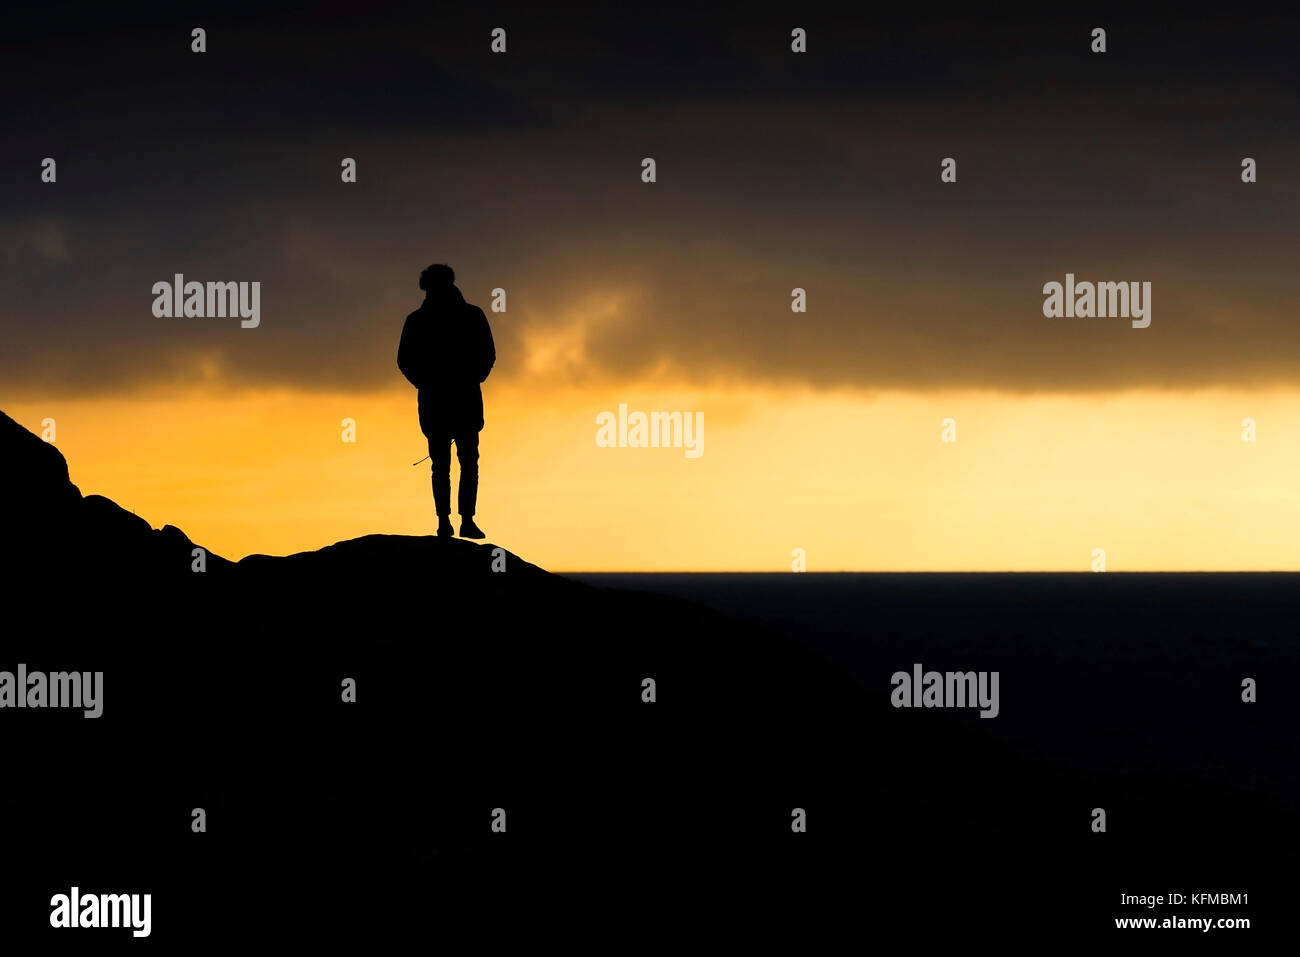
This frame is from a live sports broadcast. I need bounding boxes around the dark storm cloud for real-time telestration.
[2,5,1299,398]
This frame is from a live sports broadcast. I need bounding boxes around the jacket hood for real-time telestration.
[425,284,465,306]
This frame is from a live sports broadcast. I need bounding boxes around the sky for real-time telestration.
[3,5,1300,570]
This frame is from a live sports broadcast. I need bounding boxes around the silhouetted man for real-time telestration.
[398,264,495,538]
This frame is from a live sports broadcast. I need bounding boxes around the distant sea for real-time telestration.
[566,573,1300,809]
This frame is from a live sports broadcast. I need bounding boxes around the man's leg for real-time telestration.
[454,430,484,538]
[454,430,479,516]
[429,435,454,535]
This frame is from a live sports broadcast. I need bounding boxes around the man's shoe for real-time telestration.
[459,517,485,539]
[437,516,454,537]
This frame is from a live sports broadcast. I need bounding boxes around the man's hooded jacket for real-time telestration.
[398,285,496,434]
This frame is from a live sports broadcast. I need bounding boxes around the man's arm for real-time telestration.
[475,306,496,383]
[397,314,423,388]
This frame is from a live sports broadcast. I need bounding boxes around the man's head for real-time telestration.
[419,263,455,291]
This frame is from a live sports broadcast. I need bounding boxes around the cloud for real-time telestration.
[0,219,68,263]
[2,9,1298,400]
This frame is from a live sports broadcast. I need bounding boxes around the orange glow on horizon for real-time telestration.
[9,384,1300,571]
